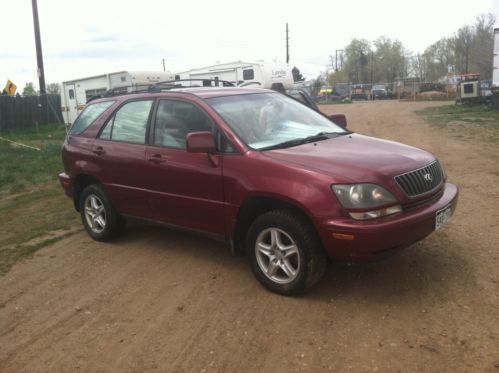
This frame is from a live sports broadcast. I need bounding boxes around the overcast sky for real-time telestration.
[2,0,498,91]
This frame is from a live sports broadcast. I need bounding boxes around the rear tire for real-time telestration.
[246,210,326,295]
[79,184,123,241]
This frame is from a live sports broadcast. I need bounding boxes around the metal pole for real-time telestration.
[162,58,166,72]
[370,51,373,85]
[31,0,46,94]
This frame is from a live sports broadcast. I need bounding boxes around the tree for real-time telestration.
[409,53,427,80]
[419,13,495,81]
[468,13,495,79]
[46,83,60,94]
[291,66,304,82]
[453,25,474,74]
[422,38,454,81]
[373,37,407,82]
[22,82,37,96]
[343,38,372,83]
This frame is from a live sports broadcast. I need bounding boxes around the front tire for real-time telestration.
[80,184,123,241]
[246,210,326,295]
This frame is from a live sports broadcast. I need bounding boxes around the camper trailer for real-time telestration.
[61,70,174,124]
[491,28,499,108]
[176,61,294,91]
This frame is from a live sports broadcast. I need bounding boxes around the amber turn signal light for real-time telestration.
[332,233,355,241]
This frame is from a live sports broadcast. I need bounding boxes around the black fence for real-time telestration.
[0,94,63,131]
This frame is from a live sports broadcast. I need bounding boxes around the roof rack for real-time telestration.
[86,79,237,103]
[154,78,236,87]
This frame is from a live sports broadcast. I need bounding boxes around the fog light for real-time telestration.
[349,205,402,220]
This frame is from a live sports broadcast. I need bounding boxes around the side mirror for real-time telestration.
[329,113,347,128]
[186,131,216,153]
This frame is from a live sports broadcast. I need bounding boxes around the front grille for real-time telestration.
[395,161,444,197]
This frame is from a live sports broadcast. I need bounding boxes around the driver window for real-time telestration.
[154,100,213,149]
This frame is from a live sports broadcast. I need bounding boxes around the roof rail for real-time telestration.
[155,78,235,87]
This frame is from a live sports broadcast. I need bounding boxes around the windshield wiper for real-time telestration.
[261,133,331,151]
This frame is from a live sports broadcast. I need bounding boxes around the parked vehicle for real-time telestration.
[176,61,294,91]
[350,84,371,100]
[456,73,486,105]
[371,84,387,100]
[59,85,458,295]
[333,83,351,99]
[61,71,174,124]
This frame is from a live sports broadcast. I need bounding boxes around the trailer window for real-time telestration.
[243,69,254,80]
[68,89,75,99]
[85,88,107,102]
[70,101,115,135]
[463,83,474,94]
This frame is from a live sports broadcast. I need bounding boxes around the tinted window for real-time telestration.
[243,69,254,80]
[70,101,114,134]
[154,100,213,149]
[100,100,153,144]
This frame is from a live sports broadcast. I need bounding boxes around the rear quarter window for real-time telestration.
[69,101,115,135]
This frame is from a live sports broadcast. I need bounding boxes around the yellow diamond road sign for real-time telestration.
[3,80,17,96]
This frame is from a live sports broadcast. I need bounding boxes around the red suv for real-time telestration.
[60,87,458,295]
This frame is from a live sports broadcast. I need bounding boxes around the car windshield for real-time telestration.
[207,93,346,150]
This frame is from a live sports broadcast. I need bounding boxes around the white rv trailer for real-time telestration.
[493,28,499,91]
[61,70,174,124]
[491,28,499,108]
[176,61,294,90]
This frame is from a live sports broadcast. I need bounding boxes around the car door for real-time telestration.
[144,98,225,236]
[91,99,155,219]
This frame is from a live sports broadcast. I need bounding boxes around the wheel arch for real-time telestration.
[72,174,102,211]
[232,195,321,256]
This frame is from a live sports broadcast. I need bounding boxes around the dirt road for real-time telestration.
[1,101,498,372]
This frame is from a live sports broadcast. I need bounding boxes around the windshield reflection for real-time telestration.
[207,93,346,150]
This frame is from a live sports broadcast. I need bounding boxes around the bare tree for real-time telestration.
[46,83,60,94]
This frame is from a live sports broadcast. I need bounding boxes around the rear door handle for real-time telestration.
[148,154,166,164]
[92,146,105,156]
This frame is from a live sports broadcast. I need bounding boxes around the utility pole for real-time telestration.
[335,49,343,71]
[162,58,166,72]
[31,0,46,94]
[286,23,290,64]
[370,50,374,84]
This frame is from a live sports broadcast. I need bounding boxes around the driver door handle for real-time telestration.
[148,153,166,164]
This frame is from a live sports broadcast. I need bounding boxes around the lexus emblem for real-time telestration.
[423,173,433,182]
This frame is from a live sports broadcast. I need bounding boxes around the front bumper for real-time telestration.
[316,182,459,260]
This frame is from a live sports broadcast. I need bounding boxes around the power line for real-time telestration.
[98,7,257,49]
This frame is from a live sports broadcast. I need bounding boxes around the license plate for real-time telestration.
[435,205,453,230]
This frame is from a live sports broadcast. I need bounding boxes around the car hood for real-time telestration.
[263,133,435,183]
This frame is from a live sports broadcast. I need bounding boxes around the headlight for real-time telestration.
[331,183,401,220]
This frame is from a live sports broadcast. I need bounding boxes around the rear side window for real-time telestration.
[99,100,153,144]
[70,101,114,135]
